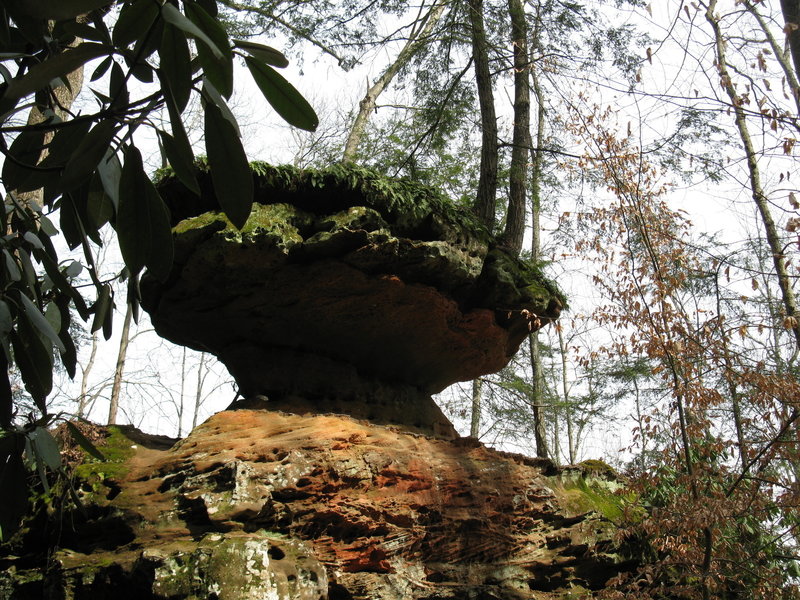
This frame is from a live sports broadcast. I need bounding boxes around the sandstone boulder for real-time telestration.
[0,414,635,599]
[141,164,563,435]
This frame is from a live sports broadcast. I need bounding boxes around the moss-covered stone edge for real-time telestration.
[155,161,490,241]
[72,425,138,498]
[155,161,568,309]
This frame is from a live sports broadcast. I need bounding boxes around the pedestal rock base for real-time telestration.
[0,410,637,600]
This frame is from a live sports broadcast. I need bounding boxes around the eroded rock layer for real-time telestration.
[141,165,563,431]
[0,412,634,599]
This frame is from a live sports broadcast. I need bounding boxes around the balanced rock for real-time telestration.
[142,164,563,436]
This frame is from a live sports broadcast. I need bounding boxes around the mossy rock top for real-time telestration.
[143,163,564,405]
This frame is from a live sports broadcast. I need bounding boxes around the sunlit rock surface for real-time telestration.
[0,415,635,599]
[141,164,563,436]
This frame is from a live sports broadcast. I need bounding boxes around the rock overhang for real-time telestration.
[142,163,565,410]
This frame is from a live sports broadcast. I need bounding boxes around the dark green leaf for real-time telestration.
[22,232,43,250]
[58,314,77,378]
[61,20,105,42]
[59,194,83,250]
[116,146,174,280]
[19,293,65,353]
[233,40,288,68]
[161,3,223,60]
[44,302,60,335]
[102,297,113,340]
[17,249,37,293]
[2,128,46,193]
[185,2,232,98]
[130,17,163,61]
[109,60,129,109]
[204,98,253,229]
[29,427,60,471]
[87,171,114,230]
[96,148,121,211]
[158,130,199,196]
[89,9,112,44]
[3,250,20,282]
[40,120,92,169]
[39,215,58,237]
[90,284,110,334]
[65,421,105,461]
[0,433,28,542]
[12,313,53,411]
[245,57,318,132]
[195,0,218,17]
[127,56,154,83]
[159,23,192,113]
[7,0,114,21]
[1,42,109,105]
[37,251,89,320]
[112,0,159,49]
[90,55,112,81]
[0,301,11,339]
[202,79,239,135]
[60,119,118,191]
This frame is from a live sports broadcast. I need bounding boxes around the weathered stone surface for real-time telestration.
[0,412,635,599]
[141,165,563,433]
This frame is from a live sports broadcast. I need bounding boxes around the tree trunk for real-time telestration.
[107,302,133,425]
[467,0,498,229]
[557,326,575,464]
[191,352,208,430]
[528,333,549,458]
[342,0,447,161]
[470,377,482,437]
[502,0,530,254]
[77,331,99,418]
[780,0,800,85]
[526,9,548,460]
[178,347,187,437]
[706,0,800,355]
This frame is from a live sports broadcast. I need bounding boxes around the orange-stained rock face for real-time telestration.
[45,411,631,598]
[3,411,634,599]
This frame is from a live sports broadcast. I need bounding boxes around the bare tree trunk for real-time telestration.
[470,377,482,437]
[342,0,447,161]
[502,0,530,254]
[177,347,187,437]
[107,303,133,425]
[192,352,208,430]
[526,9,548,460]
[77,331,99,417]
[467,0,498,229]
[557,326,575,464]
[528,333,549,458]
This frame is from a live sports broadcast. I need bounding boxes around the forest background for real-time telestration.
[2,0,800,597]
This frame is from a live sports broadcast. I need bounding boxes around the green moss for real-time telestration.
[551,471,632,524]
[577,459,616,475]
[157,161,492,243]
[73,426,137,495]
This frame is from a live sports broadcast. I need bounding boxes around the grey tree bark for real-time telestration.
[502,0,530,254]
[467,0,498,229]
